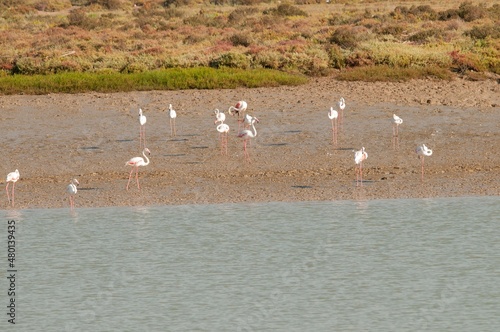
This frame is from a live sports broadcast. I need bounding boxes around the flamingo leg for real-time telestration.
[174,119,176,137]
[6,183,10,203]
[421,157,425,182]
[11,182,15,207]
[356,166,359,186]
[135,167,141,189]
[360,162,363,187]
[331,120,335,144]
[243,139,250,161]
[126,167,135,190]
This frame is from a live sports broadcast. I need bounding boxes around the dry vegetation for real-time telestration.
[0,0,500,81]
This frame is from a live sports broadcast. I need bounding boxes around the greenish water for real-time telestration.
[1,196,499,331]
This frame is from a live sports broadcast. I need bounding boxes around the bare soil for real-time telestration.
[1,76,499,210]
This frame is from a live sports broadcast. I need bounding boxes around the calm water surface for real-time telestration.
[1,196,499,331]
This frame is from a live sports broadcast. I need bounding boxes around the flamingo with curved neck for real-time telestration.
[238,120,257,162]
[125,148,151,190]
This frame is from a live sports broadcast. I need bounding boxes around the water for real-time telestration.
[1,196,499,331]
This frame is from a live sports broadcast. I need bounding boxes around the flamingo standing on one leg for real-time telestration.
[125,148,151,190]
[416,144,433,182]
[328,107,338,145]
[392,114,403,149]
[169,104,177,137]
[216,123,230,156]
[6,169,19,207]
[354,147,368,187]
[139,108,147,149]
[237,118,257,162]
[228,100,247,131]
[338,97,346,129]
[66,178,79,210]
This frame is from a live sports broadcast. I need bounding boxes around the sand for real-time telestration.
[1,76,499,210]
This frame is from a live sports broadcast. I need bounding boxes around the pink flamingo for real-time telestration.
[416,144,433,182]
[6,169,19,207]
[237,118,257,162]
[139,108,147,149]
[66,178,79,210]
[354,147,368,186]
[328,107,338,145]
[228,100,247,130]
[216,123,230,155]
[125,148,151,190]
[392,114,403,149]
[169,104,177,137]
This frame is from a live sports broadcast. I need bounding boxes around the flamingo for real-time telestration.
[5,169,19,207]
[328,107,338,145]
[243,113,259,129]
[216,123,230,155]
[392,114,403,149]
[238,118,257,162]
[125,148,151,190]
[338,97,346,127]
[228,100,247,130]
[139,108,147,149]
[416,144,433,182]
[214,109,226,125]
[169,104,177,137]
[354,147,368,186]
[66,178,79,210]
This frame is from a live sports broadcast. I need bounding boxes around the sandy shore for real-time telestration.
[1,76,499,210]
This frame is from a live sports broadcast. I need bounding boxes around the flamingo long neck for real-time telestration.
[251,122,257,137]
[142,150,150,166]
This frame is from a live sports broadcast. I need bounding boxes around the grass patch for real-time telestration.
[0,67,307,95]
[335,65,453,82]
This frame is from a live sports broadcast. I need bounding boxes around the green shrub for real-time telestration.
[229,33,252,47]
[209,53,251,69]
[336,65,452,82]
[263,4,308,17]
[390,5,438,21]
[464,25,500,40]
[458,1,486,22]
[329,27,370,49]
[408,29,444,44]
[449,50,484,73]
[376,25,404,36]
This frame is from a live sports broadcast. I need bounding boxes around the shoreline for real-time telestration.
[1,76,499,210]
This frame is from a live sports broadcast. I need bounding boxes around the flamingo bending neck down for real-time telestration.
[416,144,432,182]
[216,123,230,155]
[354,147,368,186]
[6,169,19,207]
[139,108,147,149]
[328,107,339,145]
[67,178,79,209]
[126,148,151,190]
[169,104,177,137]
[229,100,247,130]
[238,120,257,162]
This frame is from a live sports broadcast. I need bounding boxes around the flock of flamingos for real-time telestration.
[4,98,433,210]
